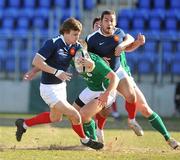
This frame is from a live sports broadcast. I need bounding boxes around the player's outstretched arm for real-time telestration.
[115,34,135,56]
[125,33,145,52]
[24,67,40,80]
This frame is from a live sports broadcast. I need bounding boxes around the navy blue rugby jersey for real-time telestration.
[37,35,81,84]
[86,28,126,71]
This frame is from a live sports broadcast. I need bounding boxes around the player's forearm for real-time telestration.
[105,72,119,94]
[119,34,135,49]
[31,67,41,74]
[32,54,56,75]
[125,40,141,52]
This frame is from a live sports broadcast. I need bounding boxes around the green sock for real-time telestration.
[83,125,91,138]
[148,112,170,141]
[83,119,97,140]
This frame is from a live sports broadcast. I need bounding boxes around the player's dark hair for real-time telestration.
[92,17,100,28]
[59,17,82,34]
[100,10,116,20]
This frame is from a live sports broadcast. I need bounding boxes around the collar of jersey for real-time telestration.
[60,34,72,48]
[98,28,117,36]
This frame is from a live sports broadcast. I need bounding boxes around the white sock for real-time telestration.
[23,122,28,129]
[81,137,89,143]
[129,118,136,123]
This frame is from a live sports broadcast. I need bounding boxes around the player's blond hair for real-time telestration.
[59,18,82,34]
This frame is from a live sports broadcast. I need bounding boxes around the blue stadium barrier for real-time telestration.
[165,10,178,31]
[23,0,36,8]
[19,8,35,19]
[34,8,49,19]
[2,7,19,18]
[144,41,157,52]
[153,0,166,9]
[2,17,15,29]
[0,0,6,8]
[172,54,180,74]
[0,52,6,71]
[5,52,16,72]
[83,0,96,10]
[118,17,131,30]
[17,17,30,30]
[38,0,51,8]
[138,0,152,9]
[54,0,69,8]
[162,41,173,52]
[8,0,21,8]
[148,9,165,31]
[170,0,180,10]
[177,42,180,52]
[32,17,46,29]
[163,52,174,62]
[19,51,30,73]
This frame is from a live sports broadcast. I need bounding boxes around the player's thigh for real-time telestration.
[54,100,80,118]
[80,99,103,121]
[117,76,136,102]
[72,102,81,112]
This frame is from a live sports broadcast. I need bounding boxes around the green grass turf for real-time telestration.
[0,114,180,160]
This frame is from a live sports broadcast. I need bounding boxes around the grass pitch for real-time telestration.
[0,114,180,160]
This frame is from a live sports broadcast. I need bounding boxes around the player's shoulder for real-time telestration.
[114,27,125,34]
[86,29,100,41]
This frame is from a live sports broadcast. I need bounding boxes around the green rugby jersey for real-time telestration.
[80,53,112,91]
[120,51,131,76]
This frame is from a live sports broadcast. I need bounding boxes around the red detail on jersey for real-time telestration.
[114,35,119,42]
[70,48,76,56]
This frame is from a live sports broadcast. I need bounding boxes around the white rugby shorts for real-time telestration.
[79,87,117,108]
[115,66,129,80]
[40,82,67,108]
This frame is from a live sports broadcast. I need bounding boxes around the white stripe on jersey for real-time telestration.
[52,35,61,43]
[86,29,100,41]
[36,53,46,60]
[86,28,118,41]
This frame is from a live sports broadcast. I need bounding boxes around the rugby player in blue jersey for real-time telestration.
[87,10,180,149]
[86,10,143,140]
[15,18,103,150]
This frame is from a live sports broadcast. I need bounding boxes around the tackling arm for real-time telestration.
[115,34,135,56]
[125,33,145,52]
[98,71,119,106]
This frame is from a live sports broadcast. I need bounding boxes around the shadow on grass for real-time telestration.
[0,116,180,132]
[0,144,92,151]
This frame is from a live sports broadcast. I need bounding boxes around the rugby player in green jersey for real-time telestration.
[73,40,119,140]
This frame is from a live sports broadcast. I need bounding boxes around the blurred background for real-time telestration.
[0,0,179,117]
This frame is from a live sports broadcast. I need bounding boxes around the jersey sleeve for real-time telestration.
[38,39,55,60]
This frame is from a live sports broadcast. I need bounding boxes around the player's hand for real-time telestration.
[103,57,111,66]
[114,44,125,56]
[55,71,72,81]
[78,57,93,68]
[24,70,37,80]
[137,33,145,46]
[98,92,109,107]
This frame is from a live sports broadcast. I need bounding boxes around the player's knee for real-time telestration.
[139,104,152,117]
[69,110,82,124]
[50,114,61,122]
[100,108,111,117]
[79,110,89,122]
